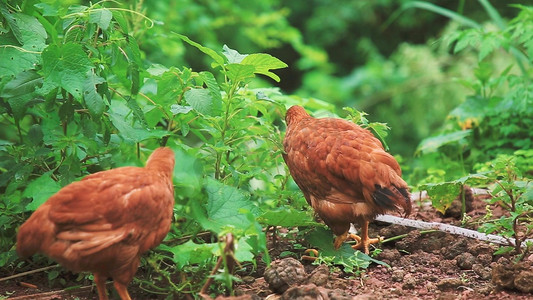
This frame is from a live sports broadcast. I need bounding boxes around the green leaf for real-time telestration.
[199,71,223,106]
[222,45,247,63]
[83,70,106,117]
[42,43,93,99]
[170,105,193,115]
[399,1,480,29]
[421,181,461,214]
[184,88,221,116]
[23,172,61,211]
[175,33,225,67]
[258,208,317,227]
[160,240,217,268]
[241,53,287,82]
[204,178,258,232]
[172,148,204,197]
[225,64,255,83]
[0,70,42,98]
[416,130,471,154]
[0,48,40,78]
[89,8,112,30]
[109,113,167,143]
[305,227,386,272]
[125,35,142,66]
[9,13,47,51]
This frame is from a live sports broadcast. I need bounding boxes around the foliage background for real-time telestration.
[1,0,532,297]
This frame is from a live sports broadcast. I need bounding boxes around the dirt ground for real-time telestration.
[2,190,533,299]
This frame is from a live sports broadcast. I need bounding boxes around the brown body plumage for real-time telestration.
[17,147,175,300]
[283,106,411,254]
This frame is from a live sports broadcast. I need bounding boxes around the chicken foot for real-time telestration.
[335,221,383,254]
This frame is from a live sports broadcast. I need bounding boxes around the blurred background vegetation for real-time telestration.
[1,0,532,296]
[136,0,531,181]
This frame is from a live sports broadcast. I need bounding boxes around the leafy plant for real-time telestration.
[475,155,533,258]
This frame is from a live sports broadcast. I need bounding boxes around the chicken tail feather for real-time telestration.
[373,184,411,217]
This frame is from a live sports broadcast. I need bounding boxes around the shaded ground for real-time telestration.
[2,190,533,299]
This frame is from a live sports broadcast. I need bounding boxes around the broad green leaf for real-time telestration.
[0,70,42,98]
[204,178,258,232]
[222,45,247,63]
[420,182,461,214]
[125,96,147,126]
[89,8,112,30]
[112,10,129,34]
[172,148,204,197]
[157,68,183,106]
[159,240,217,268]
[109,113,168,143]
[199,71,223,106]
[258,208,317,227]
[23,172,61,211]
[83,70,106,117]
[42,43,93,100]
[225,64,255,83]
[416,130,471,154]
[125,35,142,66]
[170,104,193,115]
[175,33,225,67]
[0,48,39,78]
[305,227,387,273]
[9,13,47,51]
[241,53,287,82]
[235,238,255,262]
[184,88,221,116]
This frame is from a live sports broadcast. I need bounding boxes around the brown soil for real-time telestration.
[2,190,533,299]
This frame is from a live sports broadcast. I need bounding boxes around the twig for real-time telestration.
[8,284,100,300]
[375,214,533,248]
[0,264,60,282]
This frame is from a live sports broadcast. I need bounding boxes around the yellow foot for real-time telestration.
[352,236,383,254]
[302,249,319,261]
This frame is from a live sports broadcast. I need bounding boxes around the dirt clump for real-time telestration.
[492,260,533,293]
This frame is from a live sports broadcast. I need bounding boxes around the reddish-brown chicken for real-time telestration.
[283,106,411,254]
[17,147,175,300]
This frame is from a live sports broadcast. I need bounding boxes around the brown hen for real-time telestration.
[17,147,175,300]
[283,106,411,254]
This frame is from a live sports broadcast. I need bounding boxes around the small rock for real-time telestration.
[472,264,492,280]
[327,288,354,300]
[395,230,421,253]
[436,278,463,290]
[391,269,405,282]
[281,284,327,300]
[377,248,401,263]
[492,261,533,293]
[307,264,329,287]
[477,253,492,265]
[242,275,255,284]
[402,273,417,290]
[456,252,475,270]
[353,294,377,300]
[514,270,533,293]
[474,284,494,295]
[468,242,495,256]
[264,258,307,294]
[378,224,410,238]
[439,260,457,275]
[441,238,468,260]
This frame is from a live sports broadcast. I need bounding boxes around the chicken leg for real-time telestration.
[113,281,132,300]
[94,273,109,300]
[334,221,382,254]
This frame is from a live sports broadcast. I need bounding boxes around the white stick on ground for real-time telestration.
[374,214,533,249]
